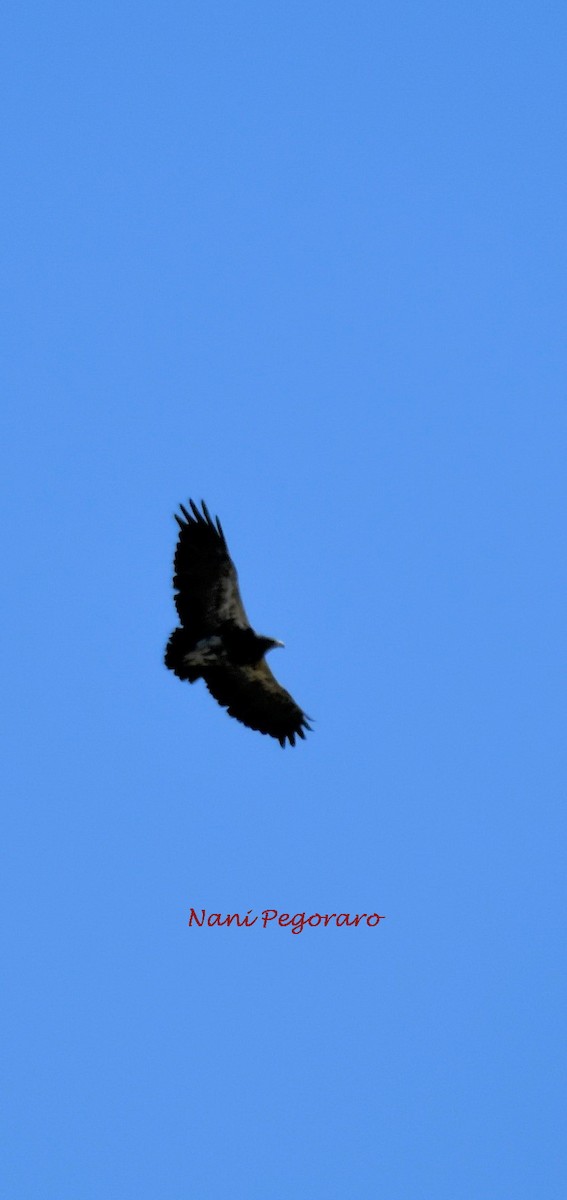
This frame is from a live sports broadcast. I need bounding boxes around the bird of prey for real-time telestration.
[165,500,311,747]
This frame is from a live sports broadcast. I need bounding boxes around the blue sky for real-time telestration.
[3,2,566,1196]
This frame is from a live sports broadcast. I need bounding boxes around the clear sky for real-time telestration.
[3,2,566,1197]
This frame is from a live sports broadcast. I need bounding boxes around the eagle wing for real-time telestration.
[203,659,311,747]
[172,499,249,634]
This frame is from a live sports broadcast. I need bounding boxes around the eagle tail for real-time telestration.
[164,627,201,682]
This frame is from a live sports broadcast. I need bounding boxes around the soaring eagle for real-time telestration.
[165,500,311,747]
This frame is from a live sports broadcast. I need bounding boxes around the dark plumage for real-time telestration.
[165,500,311,747]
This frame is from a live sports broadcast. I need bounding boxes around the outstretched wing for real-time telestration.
[172,500,249,634]
[203,659,312,748]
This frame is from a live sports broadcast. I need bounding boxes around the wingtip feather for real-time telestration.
[201,500,213,525]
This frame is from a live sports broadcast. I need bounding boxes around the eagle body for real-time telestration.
[165,500,311,747]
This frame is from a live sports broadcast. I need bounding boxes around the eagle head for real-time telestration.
[262,637,285,653]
